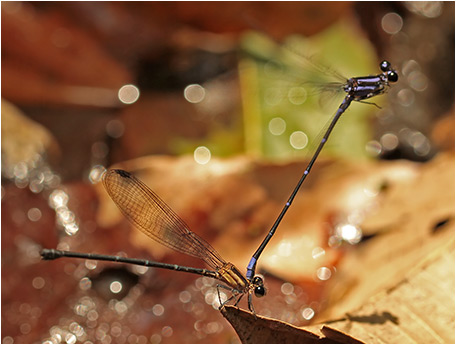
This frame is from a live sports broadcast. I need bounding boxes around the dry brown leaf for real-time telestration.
[221,238,454,343]
[320,154,455,320]
[318,239,455,343]
[220,305,362,343]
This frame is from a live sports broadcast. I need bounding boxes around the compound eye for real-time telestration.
[254,285,266,298]
[387,70,398,82]
[380,60,391,72]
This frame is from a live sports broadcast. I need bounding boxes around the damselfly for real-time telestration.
[245,59,398,281]
[41,169,266,312]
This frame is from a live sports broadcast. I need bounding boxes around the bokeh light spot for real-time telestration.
[194,146,211,165]
[152,304,165,317]
[27,208,42,222]
[316,266,332,281]
[287,87,307,105]
[397,88,415,107]
[302,307,315,320]
[32,276,45,289]
[268,117,286,136]
[161,326,173,338]
[89,165,106,184]
[381,12,403,34]
[289,131,309,149]
[109,281,122,294]
[281,282,294,295]
[106,119,125,138]
[118,85,140,104]
[380,133,399,150]
[184,84,205,103]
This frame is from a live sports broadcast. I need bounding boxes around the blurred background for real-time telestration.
[2,2,454,343]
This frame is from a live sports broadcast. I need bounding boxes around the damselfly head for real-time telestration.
[252,276,266,298]
[380,60,398,83]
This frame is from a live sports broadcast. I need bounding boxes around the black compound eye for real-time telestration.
[254,285,266,298]
[387,70,398,82]
[380,60,391,72]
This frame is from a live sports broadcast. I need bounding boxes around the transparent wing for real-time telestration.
[102,169,226,270]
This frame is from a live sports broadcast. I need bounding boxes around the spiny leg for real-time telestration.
[216,284,225,306]
[216,284,240,309]
[357,100,381,109]
[247,291,257,318]
[233,293,244,307]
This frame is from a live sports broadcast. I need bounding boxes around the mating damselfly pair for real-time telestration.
[41,53,398,314]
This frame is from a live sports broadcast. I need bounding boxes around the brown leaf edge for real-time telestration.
[220,306,363,344]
